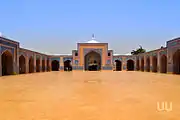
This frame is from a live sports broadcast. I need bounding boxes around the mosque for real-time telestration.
[0,33,180,76]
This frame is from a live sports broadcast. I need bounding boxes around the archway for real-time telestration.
[152,56,157,72]
[29,57,34,73]
[136,59,140,71]
[127,59,134,71]
[2,50,13,76]
[84,51,101,71]
[19,55,26,74]
[141,58,144,71]
[173,49,180,74]
[146,57,150,72]
[42,60,45,72]
[51,60,59,71]
[115,60,122,71]
[36,58,40,72]
[64,60,72,71]
[160,55,167,73]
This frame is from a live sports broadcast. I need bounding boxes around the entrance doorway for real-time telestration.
[127,59,134,71]
[51,60,59,71]
[2,50,13,76]
[115,60,122,71]
[84,51,101,71]
[160,55,167,73]
[19,55,26,74]
[173,49,180,74]
[64,60,72,71]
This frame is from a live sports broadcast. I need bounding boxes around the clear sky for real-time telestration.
[0,0,180,55]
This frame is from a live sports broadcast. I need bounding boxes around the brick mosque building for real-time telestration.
[0,34,180,76]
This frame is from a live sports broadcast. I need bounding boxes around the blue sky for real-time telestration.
[0,0,180,54]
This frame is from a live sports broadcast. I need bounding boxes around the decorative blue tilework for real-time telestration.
[1,46,14,57]
[102,66,113,70]
[83,48,102,57]
[74,60,79,65]
[123,65,126,70]
[60,66,64,70]
[51,57,60,62]
[19,51,27,57]
[126,57,135,61]
[113,57,122,62]
[106,60,111,64]
[73,66,84,70]
[151,53,157,56]
[160,50,167,56]
[63,57,72,62]
[0,37,17,48]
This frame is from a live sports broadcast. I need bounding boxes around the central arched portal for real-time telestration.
[84,51,101,71]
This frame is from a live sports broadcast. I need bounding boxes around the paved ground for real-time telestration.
[0,71,180,120]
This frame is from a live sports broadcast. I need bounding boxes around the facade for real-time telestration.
[0,35,180,76]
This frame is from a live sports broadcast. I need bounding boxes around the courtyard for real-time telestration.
[0,71,180,120]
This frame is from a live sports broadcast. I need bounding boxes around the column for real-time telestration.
[33,54,36,73]
[48,58,51,71]
[157,52,161,73]
[16,47,20,74]
[144,56,147,71]
[60,57,64,71]
[122,57,126,71]
[167,52,173,74]
[44,57,47,72]
[150,56,153,72]
[13,53,16,74]
[40,56,42,72]
[25,56,29,73]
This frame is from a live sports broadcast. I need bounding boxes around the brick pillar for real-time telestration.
[157,52,161,73]
[40,56,42,72]
[60,57,64,71]
[150,56,153,72]
[49,58,52,71]
[44,57,47,72]
[25,56,29,73]
[33,54,36,73]
[16,48,20,74]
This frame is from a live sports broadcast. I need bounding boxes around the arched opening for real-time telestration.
[42,60,45,72]
[84,51,101,71]
[64,60,72,71]
[173,50,180,74]
[127,59,134,71]
[51,60,59,71]
[2,50,13,76]
[29,57,34,73]
[160,55,167,73]
[47,59,50,71]
[146,57,150,72]
[36,58,40,72]
[115,60,122,71]
[152,56,157,72]
[136,59,140,71]
[141,58,144,71]
[19,55,26,74]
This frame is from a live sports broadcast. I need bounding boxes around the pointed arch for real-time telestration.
[2,50,13,76]
[19,55,26,74]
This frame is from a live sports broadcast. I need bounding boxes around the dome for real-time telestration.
[87,40,100,43]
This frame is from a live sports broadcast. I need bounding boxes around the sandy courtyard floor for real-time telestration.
[0,71,180,120]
